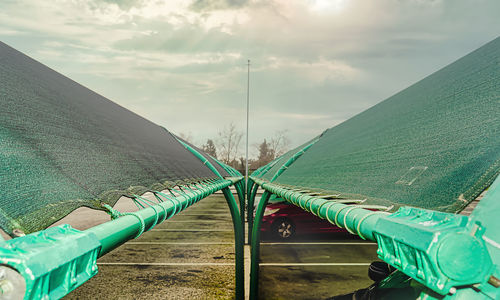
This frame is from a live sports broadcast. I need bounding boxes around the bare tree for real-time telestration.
[216,123,243,165]
[269,130,290,159]
[202,139,217,158]
[178,132,193,143]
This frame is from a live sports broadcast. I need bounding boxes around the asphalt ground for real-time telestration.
[258,234,378,299]
[60,192,378,299]
[65,193,237,299]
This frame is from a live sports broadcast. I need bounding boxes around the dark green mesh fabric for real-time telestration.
[258,137,320,181]
[0,42,222,235]
[259,37,500,213]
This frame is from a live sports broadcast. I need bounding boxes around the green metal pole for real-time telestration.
[90,179,231,256]
[175,138,224,180]
[230,176,245,228]
[235,180,246,224]
[253,180,498,297]
[222,187,245,300]
[246,177,255,215]
[247,182,259,244]
[246,160,281,245]
[178,139,245,256]
[203,155,246,224]
[0,179,233,300]
[246,177,255,197]
[258,181,383,240]
[250,191,271,300]
[269,139,318,183]
[246,178,254,207]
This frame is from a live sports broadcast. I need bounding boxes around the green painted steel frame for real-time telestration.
[0,178,246,299]
[249,190,271,299]
[249,179,499,299]
[175,137,245,240]
[268,139,318,183]
[246,138,318,244]
[173,138,245,299]
[246,181,259,244]
[248,135,499,299]
[175,139,224,180]
[0,225,100,299]
[249,181,385,299]
[94,178,244,299]
[246,161,280,244]
[209,156,246,224]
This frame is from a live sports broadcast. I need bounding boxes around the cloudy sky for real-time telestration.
[0,0,498,157]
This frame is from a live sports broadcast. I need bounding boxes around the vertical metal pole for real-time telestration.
[250,191,271,300]
[247,183,259,244]
[235,182,246,223]
[245,59,250,196]
[222,187,245,299]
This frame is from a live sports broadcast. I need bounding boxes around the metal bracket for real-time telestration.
[374,207,494,296]
[0,224,101,299]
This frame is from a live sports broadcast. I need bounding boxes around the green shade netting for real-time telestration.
[257,135,324,181]
[260,37,500,213]
[0,41,229,236]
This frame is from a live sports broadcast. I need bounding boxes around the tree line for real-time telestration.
[181,123,290,172]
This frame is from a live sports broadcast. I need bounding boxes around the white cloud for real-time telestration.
[264,56,361,84]
[0,0,498,157]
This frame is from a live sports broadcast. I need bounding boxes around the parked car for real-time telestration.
[260,200,347,239]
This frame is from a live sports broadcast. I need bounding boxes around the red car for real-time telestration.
[260,201,347,239]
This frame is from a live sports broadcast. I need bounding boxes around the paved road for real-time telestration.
[64,193,378,299]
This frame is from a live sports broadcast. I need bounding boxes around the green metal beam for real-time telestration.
[269,139,318,183]
[250,179,498,299]
[176,136,245,223]
[90,180,227,256]
[175,138,224,180]
[247,179,258,244]
[256,180,384,240]
[210,156,246,224]
[249,190,271,300]
[247,140,317,245]
[222,187,245,299]
[0,179,246,299]
[154,141,245,298]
